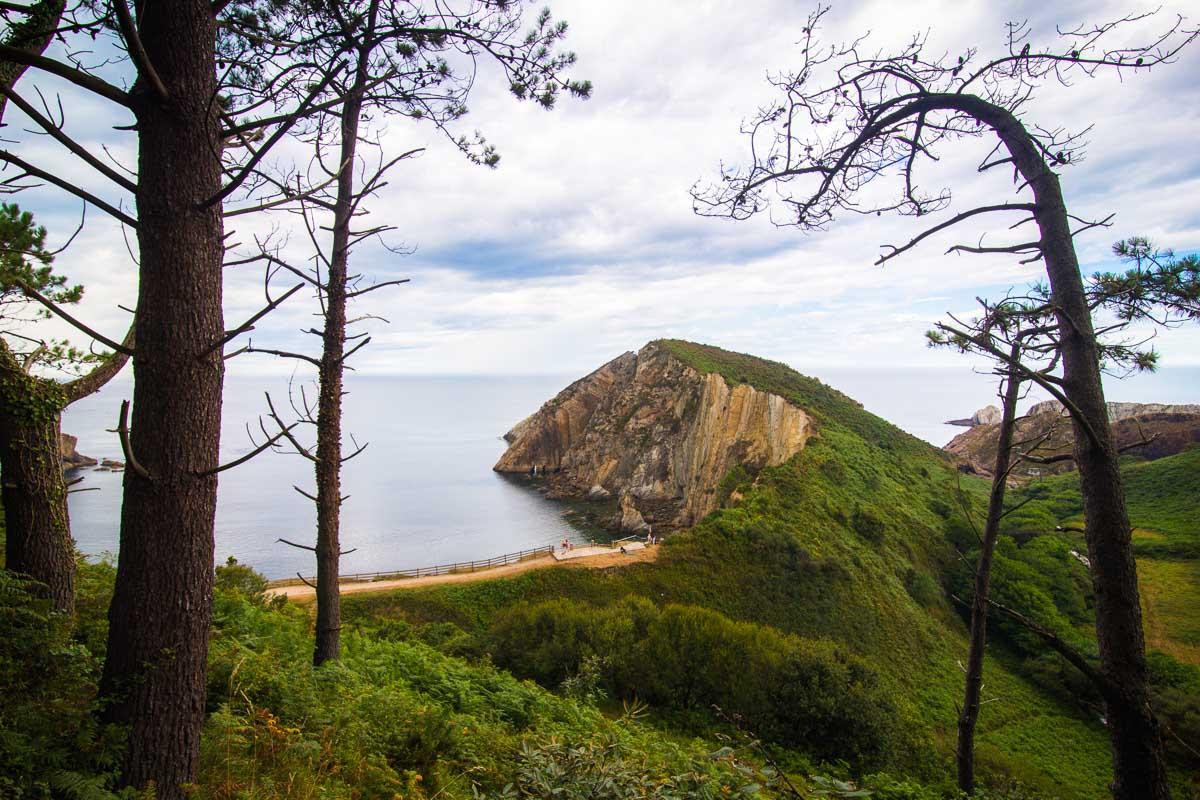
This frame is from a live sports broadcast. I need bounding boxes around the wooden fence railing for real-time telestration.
[266,544,555,589]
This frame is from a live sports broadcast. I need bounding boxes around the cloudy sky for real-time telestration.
[8,0,1200,391]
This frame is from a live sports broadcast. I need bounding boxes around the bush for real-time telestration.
[903,568,942,608]
[494,733,735,799]
[1148,651,1200,769]
[199,591,756,799]
[213,556,286,611]
[851,507,886,543]
[487,598,902,770]
[74,556,115,659]
[0,570,122,798]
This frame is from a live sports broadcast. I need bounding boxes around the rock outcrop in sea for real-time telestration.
[60,433,97,469]
[494,341,811,531]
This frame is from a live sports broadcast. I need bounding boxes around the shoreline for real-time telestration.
[269,542,659,601]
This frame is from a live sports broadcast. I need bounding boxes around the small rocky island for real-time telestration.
[494,341,811,533]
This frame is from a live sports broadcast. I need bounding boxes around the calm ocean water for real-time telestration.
[63,366,1198,579]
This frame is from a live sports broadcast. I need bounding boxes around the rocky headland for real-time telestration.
[60,433,97,469]
[494,341,812,533]
[945,399,1200,478]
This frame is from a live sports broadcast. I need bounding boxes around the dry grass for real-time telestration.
[1139,557,1200,666]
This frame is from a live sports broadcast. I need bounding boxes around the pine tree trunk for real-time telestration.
[312,72,365,669]
[311,5,377,666]
[981,101,1170,799]
[0,345,73,614]
[98,0,224,795]
[957,359,1022,795]
[1037,196,1167,800]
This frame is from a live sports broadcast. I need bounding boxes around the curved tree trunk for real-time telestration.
[0,331,133,615]
[0,0,67,119]
[957,358,1023,795]
[0,0,76,620]
[98,0,224,795]
[878,93,1171,797]
[0,342,73,613]
[983,102,1169,799]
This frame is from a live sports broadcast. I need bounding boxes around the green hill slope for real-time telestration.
[345,341,1131,798]
[1004,445,1200,559]
[1004,446,1200,667]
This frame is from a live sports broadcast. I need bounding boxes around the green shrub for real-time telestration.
[74,556,115,659]
[0,570,122,799]
[902,568,942,609]
[213,556,286,611]
[851,507,886,543]
[1148,652,1200,769]
[492,732,739,799]
[488,598,901,771]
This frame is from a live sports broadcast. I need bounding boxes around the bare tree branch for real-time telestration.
[201,422,298,476]
[110,0,169,101]
[110,398,151,481]
[0,42,133,107]
[0,84,137,191]
[18,281,136,355]
[199,282,303,359]
[0,149,137,227]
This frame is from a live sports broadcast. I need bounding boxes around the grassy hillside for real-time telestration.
[1004,445,1200,559]
[3,561,812,800]
[657,339,939,456]
[6,342,1194,798]
[1004,446,1200,667]
[344,341,1133,799]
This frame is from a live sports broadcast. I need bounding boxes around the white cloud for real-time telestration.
[7,0,1200,382]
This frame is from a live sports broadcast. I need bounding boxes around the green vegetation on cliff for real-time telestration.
[4,342,1197,799]
[344,342,1148,799]
[1003,445,1200,559]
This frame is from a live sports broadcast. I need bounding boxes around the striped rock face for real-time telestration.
[495,341,811,530]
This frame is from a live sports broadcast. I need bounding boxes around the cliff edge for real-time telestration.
[494,341,812,531]
[945,399,1200,478]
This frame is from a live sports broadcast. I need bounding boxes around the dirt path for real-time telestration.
[270,544,659,602]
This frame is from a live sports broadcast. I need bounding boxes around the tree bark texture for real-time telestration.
[0,331,133,615]
[0,0,66,119]
[312,42,372,666]
[0,342,73,614]
[981,99,1169,800]
[957,359,1022,795]
[98,0,224,795]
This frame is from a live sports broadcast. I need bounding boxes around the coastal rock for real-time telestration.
[615,493,651,534]
[587,484,611,500]
[1026,399,1200,422]
[60,433,97,469]
[972,405,1002,426]
[494,341,812,530]
[945,404,1002,428]
[945,399,1200,479]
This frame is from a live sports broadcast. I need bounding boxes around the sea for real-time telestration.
[62,366,1199,579]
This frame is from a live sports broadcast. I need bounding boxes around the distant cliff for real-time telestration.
[494,341,812,531]
[60,433,96,469]
[945,400,1200,478]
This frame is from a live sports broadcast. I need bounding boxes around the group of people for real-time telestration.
[557,531,660,555]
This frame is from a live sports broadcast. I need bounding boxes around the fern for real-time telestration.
[47,770,119,800]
